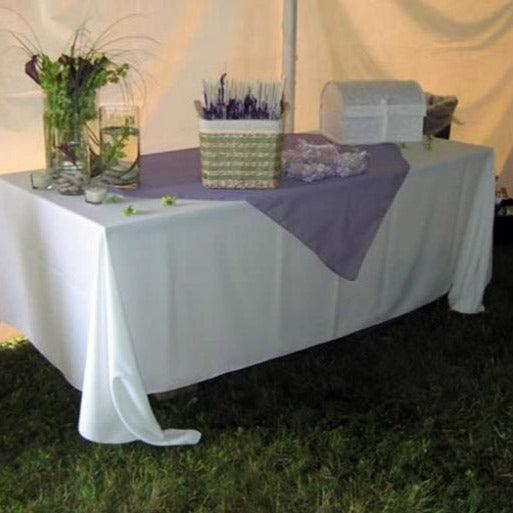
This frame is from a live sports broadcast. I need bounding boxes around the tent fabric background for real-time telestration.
[295,0,513,188]
[1,0,512,189]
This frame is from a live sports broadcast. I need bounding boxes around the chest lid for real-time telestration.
[323,80,427,117]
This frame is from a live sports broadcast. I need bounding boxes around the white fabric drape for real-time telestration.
[1,1,512,190]
[79,231,200,444]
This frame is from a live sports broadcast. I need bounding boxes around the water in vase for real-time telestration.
[100,125,140,189]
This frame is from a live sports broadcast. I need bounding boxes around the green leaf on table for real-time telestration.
[161,195,177,207]
[122,205,137,216]
[103,195,121,204]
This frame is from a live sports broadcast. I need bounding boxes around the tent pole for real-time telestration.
[282,0,297,133]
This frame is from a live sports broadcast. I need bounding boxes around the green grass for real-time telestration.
[1,245,513,513]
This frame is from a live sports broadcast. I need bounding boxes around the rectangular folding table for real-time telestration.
[0,139,495,445]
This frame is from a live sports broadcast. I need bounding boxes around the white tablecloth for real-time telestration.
[0,139,495,445]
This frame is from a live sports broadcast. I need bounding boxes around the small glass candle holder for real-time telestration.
[84,184,107,205]
[99,105,140,189]
[30,171,52,190]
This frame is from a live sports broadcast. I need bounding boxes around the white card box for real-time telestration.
[320,80,427,144]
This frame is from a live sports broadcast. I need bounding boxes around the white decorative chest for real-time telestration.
[320,80,426,144]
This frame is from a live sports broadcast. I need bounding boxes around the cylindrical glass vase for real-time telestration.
[45,123,90,195]
[99,105,140,189]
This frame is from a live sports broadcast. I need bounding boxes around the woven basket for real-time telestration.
[199,119,284,189]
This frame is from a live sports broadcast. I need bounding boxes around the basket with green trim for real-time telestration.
[198,119,284,189]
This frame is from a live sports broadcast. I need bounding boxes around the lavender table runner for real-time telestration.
[124,134,409,280]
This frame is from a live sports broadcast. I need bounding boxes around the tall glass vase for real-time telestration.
[44,101,91,195]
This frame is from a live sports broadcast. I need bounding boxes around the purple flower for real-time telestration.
[57,54,97,92]
[25,55,40,85]
[219,72,227,103]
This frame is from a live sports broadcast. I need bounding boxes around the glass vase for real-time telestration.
[44,108,91,195]
[99,105,140,189]
[87,120,103,178]
[50,127,90,195]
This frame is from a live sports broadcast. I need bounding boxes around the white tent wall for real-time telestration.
[0,0,282,174]
[1,0,513,189]
[295,0,513,188]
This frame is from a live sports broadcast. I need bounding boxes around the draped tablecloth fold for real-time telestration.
[78,230,201,445]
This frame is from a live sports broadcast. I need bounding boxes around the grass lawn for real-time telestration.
[1,244,512,513]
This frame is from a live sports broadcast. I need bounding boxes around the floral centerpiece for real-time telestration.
[5,11,141,194]
[33,49,128,193]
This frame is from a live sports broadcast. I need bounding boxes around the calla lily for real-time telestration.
[24,55,40,85]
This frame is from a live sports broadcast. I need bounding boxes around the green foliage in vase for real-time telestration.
[100,119,131,170]
[31,52,128,138]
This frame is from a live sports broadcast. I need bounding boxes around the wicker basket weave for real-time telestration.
[199,119,284,189]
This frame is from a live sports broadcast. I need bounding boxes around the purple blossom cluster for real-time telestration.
[201,73,284,120]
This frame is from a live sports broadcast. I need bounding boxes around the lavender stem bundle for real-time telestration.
[200,73,284,120]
